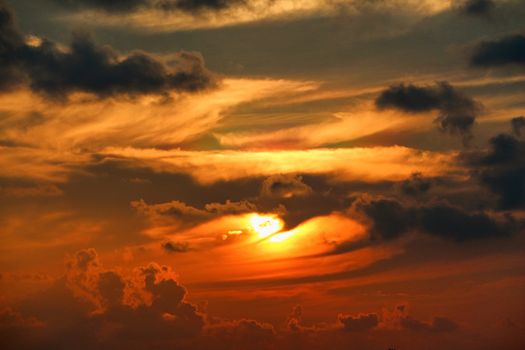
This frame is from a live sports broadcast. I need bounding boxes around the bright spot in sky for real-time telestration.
[268,230,295,243]
[249,214,284,239]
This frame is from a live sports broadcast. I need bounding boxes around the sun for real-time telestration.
[249,214,284,239]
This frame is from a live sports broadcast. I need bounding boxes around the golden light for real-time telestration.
[249,214,284,239]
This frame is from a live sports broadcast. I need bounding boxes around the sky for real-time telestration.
[0,0,524,349]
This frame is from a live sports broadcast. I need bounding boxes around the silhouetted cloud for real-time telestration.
[376,82,481,143]
[511,116,525,137]
[162,241,191,253]
[401,316,459,332]
[354,197,513,241]
[55,0,244,13]
[470,34,525,67]
[0,2,216,99]
[261,174,313,198]
[338,313,379,331]
[459,0,495,16]
[466,131,525,209]
[399,173,433,196]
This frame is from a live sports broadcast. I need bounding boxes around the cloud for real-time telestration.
[0,2,216,99]
[132,198,257,229]
[375,82,481,143]
[399,172,433,196]
[338,313,379,331]
[55,0,244,13]
[261,174,313,198]
[353,196,513,241]
[458,0,494,16]
[4,249,205,349]
[511,116,525,137]
[401,316,459,332]
[470,34,525,68]
[465,131,525,209]
[162,240,191,253]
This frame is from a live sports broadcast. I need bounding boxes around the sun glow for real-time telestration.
[249,214,284,239]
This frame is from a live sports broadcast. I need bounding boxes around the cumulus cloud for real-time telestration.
[470,34,525,68]
[55,0,244,13]
[261,174,313,198]
[375,82,481,143]
[1,248,204,350]
[0,1,216,99]
[338,313,379,331]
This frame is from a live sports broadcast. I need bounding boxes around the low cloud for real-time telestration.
[458,0,495,16]
[0,2,216,100]
[376,82,481,143]
[470,34,525,68]
[465,128,525,209]
[261,174,313,198]
[352,196,514,241]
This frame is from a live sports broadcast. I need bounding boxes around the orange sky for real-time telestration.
[1,1,525,349]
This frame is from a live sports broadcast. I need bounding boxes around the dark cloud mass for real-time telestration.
[338,313,379,331]
[401,316,459,332]
[354,197,513,241]
[511,116,525,137]
[0,1,215,99]
[376,82,480,142]
[459,0,495,16]
[55,0,244,13]
[470,34,525,67]
[399,173,433,196]
[467,132,525,209]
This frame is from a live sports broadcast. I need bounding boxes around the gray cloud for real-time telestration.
[470,34,525,68]
[376,82,481,143]
[0,1,216,99]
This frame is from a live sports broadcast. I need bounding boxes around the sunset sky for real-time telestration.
[1,0,524,349]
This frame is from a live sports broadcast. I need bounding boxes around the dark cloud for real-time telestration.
[55,0,244,13]
[1,249,205,350]
[162,240,191,253]
[132,198,257,228]
[511,116,525,137]
[376,82,481,143]
[401,316,459,332]
[261,174,312,198]
[459,0,495,16]
[354,197,513,241]
[399,172,433,196]
[470,34,525,68]
[0,2,216,99]
[338,313,379,331]
[466,132,525,209]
